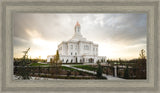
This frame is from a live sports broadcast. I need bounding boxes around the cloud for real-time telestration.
[13,13,147,59]
[82,14,147,45]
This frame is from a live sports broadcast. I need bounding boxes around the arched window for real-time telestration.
[50,58,52,62]
[77,28,79,32]
[71,45,73,49]
[75,45,77,50]
[84,45,89,50]
[71,52,72,55]
[66,59,68,63]
[59,47,62,50]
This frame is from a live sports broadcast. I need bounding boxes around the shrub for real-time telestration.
[124,65,129,79]
[96,61,103,79]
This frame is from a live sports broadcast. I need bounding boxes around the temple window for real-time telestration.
[84,45,89,50]
[71,45,73,49]
[59,47,62,50]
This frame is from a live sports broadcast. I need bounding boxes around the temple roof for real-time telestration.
[69,35,87,42]
[68,21,87,42]
[60,21,98,45]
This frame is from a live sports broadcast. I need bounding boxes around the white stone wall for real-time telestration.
[47,55,106,64]
[59,55,83,63]
[47,22,105,64]
[59,41,98,56]
[47,55,54,62]
[55,40,102,64]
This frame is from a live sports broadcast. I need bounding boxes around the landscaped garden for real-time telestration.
[14,64,106,79]
[14,49,146,80]
[73,65,97,71]
[14,57,107,80]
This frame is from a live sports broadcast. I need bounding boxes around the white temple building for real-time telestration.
[47,22,106,63]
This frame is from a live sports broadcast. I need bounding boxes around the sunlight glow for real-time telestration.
[27,38,59,59]
[14,14,146,60]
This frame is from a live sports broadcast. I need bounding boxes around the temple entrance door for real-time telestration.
[83,58,85,63]
[75,57,78,63]
[89,58,94,63]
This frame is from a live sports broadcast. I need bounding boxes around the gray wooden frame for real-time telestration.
[0,0,159,93]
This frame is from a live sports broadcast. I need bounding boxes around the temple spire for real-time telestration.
[75,21,81,34]
[75,21,80,26]
[69,21,86,41]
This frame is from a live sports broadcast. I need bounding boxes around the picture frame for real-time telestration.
[0,0,159,93]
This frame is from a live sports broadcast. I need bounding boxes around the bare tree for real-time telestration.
[139,49,146,59]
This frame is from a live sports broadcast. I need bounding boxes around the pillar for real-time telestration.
[114,66,117,77]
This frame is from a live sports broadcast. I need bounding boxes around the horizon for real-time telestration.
[13,13,147,60]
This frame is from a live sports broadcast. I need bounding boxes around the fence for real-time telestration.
[102,66,146,79]
[14,66,98,80]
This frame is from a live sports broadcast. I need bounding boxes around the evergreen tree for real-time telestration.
[50,50,62,75]
[51,50,61,67]
[54,50,60,63]
[96,60,103,79]
[124,65,129,79]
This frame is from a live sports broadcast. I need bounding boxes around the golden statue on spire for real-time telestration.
[75,21,80,26]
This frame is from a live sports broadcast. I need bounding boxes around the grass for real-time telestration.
[61,66,95,76]
[29,63,49,66]
[73,65,97,71]
[28,63,96,76]
[62,63,83,65]
[61,66,78,71]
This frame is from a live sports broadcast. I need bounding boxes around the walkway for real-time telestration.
[63,65,124,80]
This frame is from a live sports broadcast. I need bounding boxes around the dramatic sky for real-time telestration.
[13,13,147,60]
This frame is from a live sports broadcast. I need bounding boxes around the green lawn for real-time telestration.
[29,63,77,71]
[29,63,49,66]
[61,66,95,76]
[73,65,97,71]
[61,66,78,71]
[28,63,95,75]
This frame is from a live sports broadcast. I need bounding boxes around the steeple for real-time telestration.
[75,21,80,26]
[75,21,81,34]
[69,21,86,41]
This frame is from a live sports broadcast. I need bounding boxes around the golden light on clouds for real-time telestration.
[26,29,42,38]
[14,13,147,60]
[28,39,58,59]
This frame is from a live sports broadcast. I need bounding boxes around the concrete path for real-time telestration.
[63,65,124,80]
